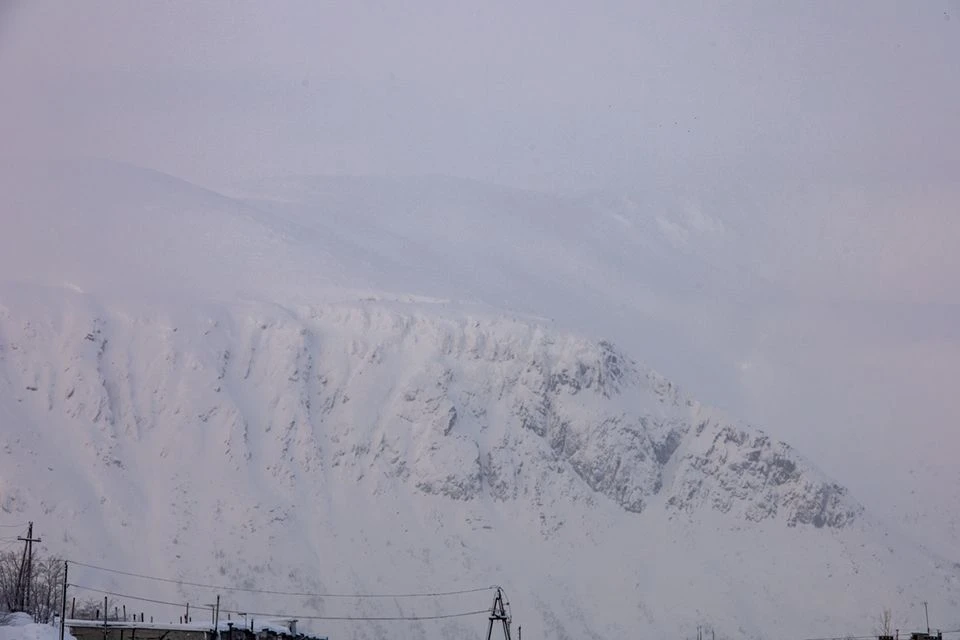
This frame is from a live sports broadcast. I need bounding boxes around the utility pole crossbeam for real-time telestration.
[485,588,512,640]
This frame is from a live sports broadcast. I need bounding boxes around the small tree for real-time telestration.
[877,607,894,637]
[74,597,117,621]
[31,556,65,623]
[0,548,65,623]
[0,550,21,613]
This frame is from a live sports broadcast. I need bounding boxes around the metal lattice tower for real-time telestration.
[485,588,512,640]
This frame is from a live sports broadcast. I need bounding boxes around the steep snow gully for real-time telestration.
[2,290,957,640]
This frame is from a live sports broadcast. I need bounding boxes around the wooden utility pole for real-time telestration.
[59,561,69,640]
[15,522,41,613]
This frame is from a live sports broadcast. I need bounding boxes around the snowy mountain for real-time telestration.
[1,157,958,640]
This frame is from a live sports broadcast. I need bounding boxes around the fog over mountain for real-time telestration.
[0,2,958,639]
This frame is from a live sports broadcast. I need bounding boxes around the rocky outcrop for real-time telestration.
[0,298,861,529]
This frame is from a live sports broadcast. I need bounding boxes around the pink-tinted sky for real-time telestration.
[2,1,958,191]
[1,0,958,542]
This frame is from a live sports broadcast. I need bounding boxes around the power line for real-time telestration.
[68,560,495,598]
[799,631,960,640]
[69,584,490,621]
[799,635,879,640]
[61,581,960,636]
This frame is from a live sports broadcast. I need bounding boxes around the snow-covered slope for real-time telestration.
[1,288,958,640]
[3,158,765,402]
[0,158,364,303]
[1,157,958,640]
[0,613,74,640]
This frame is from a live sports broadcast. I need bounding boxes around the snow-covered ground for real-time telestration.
[0,614,74,640]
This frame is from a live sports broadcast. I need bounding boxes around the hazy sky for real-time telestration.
[1,1,958,542]
[2,1,958,192]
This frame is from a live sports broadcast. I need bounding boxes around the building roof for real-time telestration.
[64,619,295,634]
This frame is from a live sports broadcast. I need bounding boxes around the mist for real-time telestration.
[1,0,958,554]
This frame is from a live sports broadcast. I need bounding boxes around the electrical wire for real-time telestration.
[69,584,491,621]
[798,631,960,640]
[68,584,187,610]
[68,560,496,598]
[799,635,885,640]
[63,579,960,636]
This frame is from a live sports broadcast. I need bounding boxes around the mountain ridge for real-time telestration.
[3,287,956,640]
[1,157,958,639]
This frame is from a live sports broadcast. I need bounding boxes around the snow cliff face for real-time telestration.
[5,289,957,640]
[0,292,858,532]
